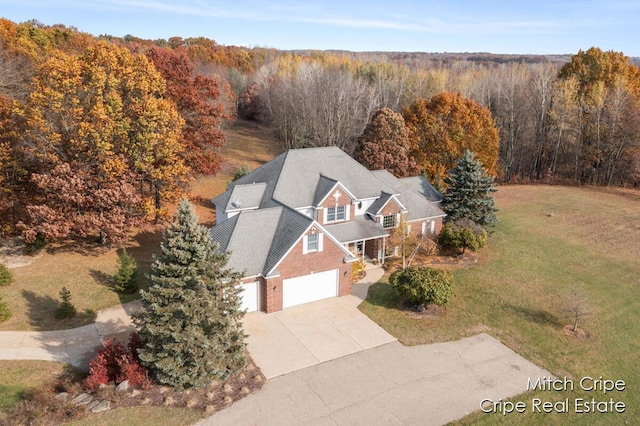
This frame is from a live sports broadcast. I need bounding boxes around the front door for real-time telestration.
[355,241,364,255]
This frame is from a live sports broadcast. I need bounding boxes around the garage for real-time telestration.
[239,281,259,312]
[282,269,339,309]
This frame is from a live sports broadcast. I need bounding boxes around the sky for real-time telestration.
[1,0,638,56]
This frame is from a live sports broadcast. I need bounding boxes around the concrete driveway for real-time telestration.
[242,293,396,379]
[200,333,550,426]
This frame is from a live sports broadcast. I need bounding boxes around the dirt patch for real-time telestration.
[0,237,40,269]
[400,301,447,319]
[562,325,591,340]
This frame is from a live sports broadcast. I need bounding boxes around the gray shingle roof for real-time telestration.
[323,217,388,244]
[211,147,446,279]
[398,176,444,203]
[367,192,400,216]
[370,170,446,221]
[209,206,312,278]
[225,183,267,211]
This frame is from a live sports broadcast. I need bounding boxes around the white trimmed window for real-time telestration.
[303,233,323,254]
[383,214,396,229]
[326,205,347,222]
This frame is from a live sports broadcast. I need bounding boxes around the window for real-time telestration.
[383,214,396,229]
[327,205,346,222]
[306,233,319,252]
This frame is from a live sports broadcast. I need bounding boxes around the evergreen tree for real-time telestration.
[441,150,498,227]
[55,287,77,319]
[114,249,138,294]
[133,200,246,390]
[0,294,11,322]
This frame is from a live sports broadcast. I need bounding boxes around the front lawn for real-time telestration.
[359,185,640,424]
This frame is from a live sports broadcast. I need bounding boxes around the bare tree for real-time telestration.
[563,288,592,333]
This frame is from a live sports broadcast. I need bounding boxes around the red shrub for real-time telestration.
[85,333,147,390]
[116,353,148,387]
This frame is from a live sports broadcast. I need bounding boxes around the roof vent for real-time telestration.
[231,199,243,209]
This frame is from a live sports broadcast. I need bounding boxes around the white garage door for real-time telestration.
[283,269,338,308]
[239,281,259,312]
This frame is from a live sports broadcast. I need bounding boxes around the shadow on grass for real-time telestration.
[504,303,562,327]
[361,281,402,310]
[22,290,97,331]
[89,269,114,289]
[189,195,217,227]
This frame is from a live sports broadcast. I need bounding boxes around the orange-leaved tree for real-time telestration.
[403,92,499,184]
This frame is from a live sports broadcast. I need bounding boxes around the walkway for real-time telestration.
[0,301,140,370]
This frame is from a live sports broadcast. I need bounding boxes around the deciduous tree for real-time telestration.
[17,42,186,228]
[403,92,499,183]
[133,200,246,390]
[354,107,420,177]
[145,47,228,175]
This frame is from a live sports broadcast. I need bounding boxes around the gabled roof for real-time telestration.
[371,170,446,221]
[313,175,358,207]
[366,191,406,216]
[217,147,399,211]
[209,205,353,279]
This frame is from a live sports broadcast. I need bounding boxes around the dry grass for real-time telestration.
[188,120,283,226]
[0,360,69,415]
[361,184,640,424]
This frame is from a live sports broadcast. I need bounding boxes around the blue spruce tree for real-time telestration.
[133,200,246,389]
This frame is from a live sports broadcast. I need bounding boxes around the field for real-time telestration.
[360,185,640,424]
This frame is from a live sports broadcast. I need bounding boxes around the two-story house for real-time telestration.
[210,146,445,313]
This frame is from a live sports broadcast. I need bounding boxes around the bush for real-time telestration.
[438,219,487,254]
[114,249,138,293]
[55,287,77,319]
[389,267,454,307]
[86,333,148,389]
[0,263,12,286]
[233,164,251,181]
[351,260,366,281]
[0,294,11,322]
[25,232,46,255]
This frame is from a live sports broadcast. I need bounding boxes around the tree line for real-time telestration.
[1,19,638,245]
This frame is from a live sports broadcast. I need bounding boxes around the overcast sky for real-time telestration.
[1,0,638,56]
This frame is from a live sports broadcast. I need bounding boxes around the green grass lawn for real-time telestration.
[360,185,640,425]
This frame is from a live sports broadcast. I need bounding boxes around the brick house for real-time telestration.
[210,146,445,313]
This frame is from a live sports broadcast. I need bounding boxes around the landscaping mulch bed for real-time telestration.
[400,301,446,319]
[2,357,265,425]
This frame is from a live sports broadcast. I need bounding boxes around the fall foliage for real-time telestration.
[354,107,420,177]
[403,93,500,183]
[1,17,639,244]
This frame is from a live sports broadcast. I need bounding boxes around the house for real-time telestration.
[210,146,445,313]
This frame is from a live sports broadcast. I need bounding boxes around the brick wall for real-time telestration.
[318,185,355,225]
[262,228,352,313]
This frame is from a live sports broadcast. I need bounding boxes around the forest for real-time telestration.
[1,19,639,245]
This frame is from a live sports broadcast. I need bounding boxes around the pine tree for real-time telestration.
[133,200,246,390]
[0,294,11,322]
[114,249,138,294]
[441,150,498,227]
[55,287,77,319]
